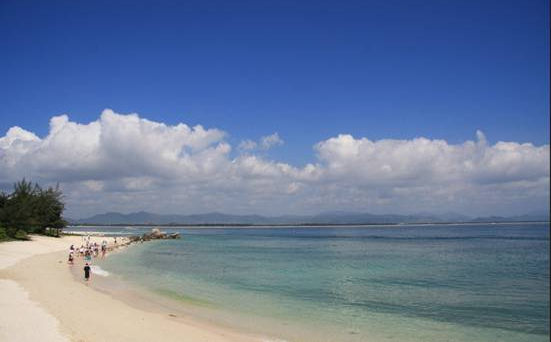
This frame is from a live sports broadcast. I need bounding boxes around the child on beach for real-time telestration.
[68,251,74,264]
[84,263,91,281]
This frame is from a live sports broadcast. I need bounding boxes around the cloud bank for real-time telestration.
[0,110,548,217]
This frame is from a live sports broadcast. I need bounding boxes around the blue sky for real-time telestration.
[1,0,549,165]
[0,0,549,217]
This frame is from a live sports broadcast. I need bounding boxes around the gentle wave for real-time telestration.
[98,224,550,342]
[218,234,549,241]
[90,265,109,277]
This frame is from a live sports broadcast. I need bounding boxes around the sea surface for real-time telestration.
[72,223,550,342]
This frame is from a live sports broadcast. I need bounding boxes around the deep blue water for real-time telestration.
[74,223,550,342]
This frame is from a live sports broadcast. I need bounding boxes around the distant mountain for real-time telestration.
[415,211,472,222]
[68,210,549,225]
[309,212,440,224]
[70,211,289,225]
[472,212,550,223]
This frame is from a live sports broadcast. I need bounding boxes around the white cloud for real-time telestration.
[238,132,284,152]
[260,133,284,149]
[314,131,549,186]
[0,110,548,217]
[0,109,229,182]
[0,126,41,171]
[238,139,258,151]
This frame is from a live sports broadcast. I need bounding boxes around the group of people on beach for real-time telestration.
[67,235,119,281]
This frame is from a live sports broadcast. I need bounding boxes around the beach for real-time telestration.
[1,224,549,342]
[0,235,262,342]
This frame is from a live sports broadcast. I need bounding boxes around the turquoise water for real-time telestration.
[94,223,549,342]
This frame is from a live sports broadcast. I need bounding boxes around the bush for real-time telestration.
[15,229,29,240]
[0,227,8,240]
[45,227,61,237]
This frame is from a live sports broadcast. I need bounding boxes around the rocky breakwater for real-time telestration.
[126,228,181,244]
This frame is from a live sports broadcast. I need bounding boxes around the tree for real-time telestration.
[0,179,67,239]
[34,185,66,235]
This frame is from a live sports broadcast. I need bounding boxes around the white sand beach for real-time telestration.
[0,235,262,342]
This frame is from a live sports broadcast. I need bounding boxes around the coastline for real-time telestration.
[2,225,547,342]
[66,220,551,231]
[0,235,264,342]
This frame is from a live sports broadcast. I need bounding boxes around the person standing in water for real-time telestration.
[84,263,91,281]
[84,249,92,264]
[101,240,107,258]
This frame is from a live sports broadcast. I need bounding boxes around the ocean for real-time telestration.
[75,223,549,342]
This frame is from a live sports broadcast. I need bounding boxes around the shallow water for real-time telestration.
[88,223,549,342]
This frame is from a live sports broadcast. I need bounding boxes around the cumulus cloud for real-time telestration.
[0,110,548,217]
[314,131,549,186]
[238,139,258,151]
[0,109,229,182]
[238,133,284,152]
[260,133,284,149]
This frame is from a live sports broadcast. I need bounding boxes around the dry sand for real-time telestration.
[0,235,263,342]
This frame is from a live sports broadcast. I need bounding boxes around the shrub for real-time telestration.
[15,229,29,240]
[45,227,61,237]
[0,227,8,240]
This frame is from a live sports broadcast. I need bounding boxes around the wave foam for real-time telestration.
[90,265,109,277]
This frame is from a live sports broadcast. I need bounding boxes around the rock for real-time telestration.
[121,229,181,247]
[150,228,163,237]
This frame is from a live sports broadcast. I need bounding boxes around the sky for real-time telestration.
[0,0,549,218]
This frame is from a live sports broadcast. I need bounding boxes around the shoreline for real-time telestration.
[66,220,551,231]
[2,226,547,342]
[0,235,266,342]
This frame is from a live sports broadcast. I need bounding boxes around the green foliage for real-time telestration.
[45,227,62,237]
[0,179,67,239]
[15,229,29,240]
[0,227,8,241]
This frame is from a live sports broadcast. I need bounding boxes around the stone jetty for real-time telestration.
[126,228,181,243]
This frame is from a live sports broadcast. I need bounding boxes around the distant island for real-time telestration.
[66,210,550,226]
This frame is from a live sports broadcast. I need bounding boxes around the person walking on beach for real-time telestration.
[84,263,91,281]
[68,251,74,264]
[101,240,107,258]
[84,249,92,264]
